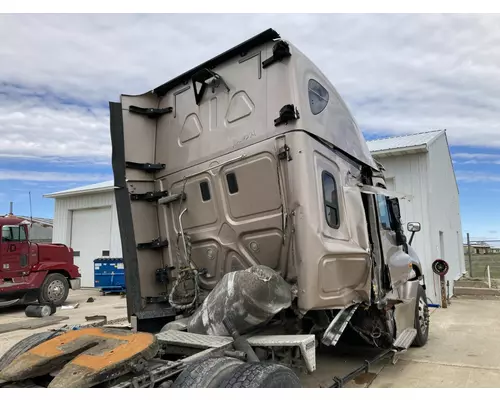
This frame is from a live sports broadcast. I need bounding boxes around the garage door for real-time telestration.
[70,207,112,287]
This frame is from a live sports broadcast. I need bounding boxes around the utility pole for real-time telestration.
[9,202,13,215]
[467,233,473,278]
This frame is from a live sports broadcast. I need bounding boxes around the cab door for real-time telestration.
[1,224,30,278]
[375,195,411,288]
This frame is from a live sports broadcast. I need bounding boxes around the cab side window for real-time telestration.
[1,225,27,242]
[376,194,392,230]
[322,171,340,228]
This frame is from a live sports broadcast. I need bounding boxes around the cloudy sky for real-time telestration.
[1,13,499,239]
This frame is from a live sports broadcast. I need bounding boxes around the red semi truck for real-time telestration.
[0,215,81,308]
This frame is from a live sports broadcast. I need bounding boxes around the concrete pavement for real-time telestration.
[300,297,500,388]
[371,298,500,387]
[0,288,127,358]
[1,291,499,388]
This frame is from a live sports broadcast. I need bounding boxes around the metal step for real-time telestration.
[247,335,316,373]
[156,330,233,349]
[156,330,317,373]
[393,327,417,351]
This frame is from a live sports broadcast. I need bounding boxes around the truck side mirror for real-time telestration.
[407,222,421,246]
[407,222,421,232]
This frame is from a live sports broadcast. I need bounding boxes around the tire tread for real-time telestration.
[172,356,243,388]
[220,362,301,388]
[0,331,58,372]
[413,285,429,347]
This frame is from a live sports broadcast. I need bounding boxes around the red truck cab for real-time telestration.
[0,216,81,308]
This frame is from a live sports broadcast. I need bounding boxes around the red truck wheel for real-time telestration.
[38,273,69,306]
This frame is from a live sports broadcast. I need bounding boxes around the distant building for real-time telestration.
[464,242,500,255]
[44,181,121,288]
[1,214,53,243]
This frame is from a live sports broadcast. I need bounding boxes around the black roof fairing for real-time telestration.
[152,28,280,97]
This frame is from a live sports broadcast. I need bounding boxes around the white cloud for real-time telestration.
[1,13,500,161]
[453,153,500,160]
[452,152,500,165]
[456,171,500,183]
[0,170,112,182]
[0,94,110,160]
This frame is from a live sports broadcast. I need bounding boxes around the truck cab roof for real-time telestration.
[121,28,378,176]
[0,216,25,226]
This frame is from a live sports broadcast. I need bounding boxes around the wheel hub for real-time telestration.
[47,280,65,302]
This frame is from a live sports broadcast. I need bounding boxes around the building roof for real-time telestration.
[367,129,459,194]
[44,180,115,199]
[16,216,53,227]
[367,130,445,156]
[0,215,53,227]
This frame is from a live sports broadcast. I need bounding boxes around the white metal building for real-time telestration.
[45,181,121,287]
[46,130,465,302]
[367,130,466,304]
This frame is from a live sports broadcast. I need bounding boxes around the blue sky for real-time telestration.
[1,14,500,241]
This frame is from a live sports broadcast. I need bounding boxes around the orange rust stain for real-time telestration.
[28,328,155,371]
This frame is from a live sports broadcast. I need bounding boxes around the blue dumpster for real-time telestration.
[94,258,126,294]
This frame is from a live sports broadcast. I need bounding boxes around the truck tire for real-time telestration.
[412,284,430,347]
[1,380,43,388]
[0,331,59,372]
[219,362,302,388]
[38,273,69,306]
[172,357,244,388]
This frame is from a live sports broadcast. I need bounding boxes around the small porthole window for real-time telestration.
[73,251,80,257]
[308,79,329,115]
[322,171,340,229]
[200,181,211,201]
[226,172,239,194]
[102,250,110,257]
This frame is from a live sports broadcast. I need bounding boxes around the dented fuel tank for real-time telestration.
[187,265,292,336]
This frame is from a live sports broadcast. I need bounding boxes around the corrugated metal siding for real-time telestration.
[373,136,464,305]
[374,153,435,302]
[52,191,122,258]
[427,135,466,301]
[367,130,443,153]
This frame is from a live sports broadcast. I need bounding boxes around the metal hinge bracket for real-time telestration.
[130,190,169,202]
[274,104,299,127]
[126,161,166,173]
[155,266,175,284]
[192,68,230,105]
[129,105,173,119]
[137,238,169,250]
[278,144,292,161]
[262,40,291,69]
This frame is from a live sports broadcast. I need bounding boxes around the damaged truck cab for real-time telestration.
[111,28,427,344]
[0,29,429,388]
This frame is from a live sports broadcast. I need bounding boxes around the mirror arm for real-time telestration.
[409,231,416,246]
